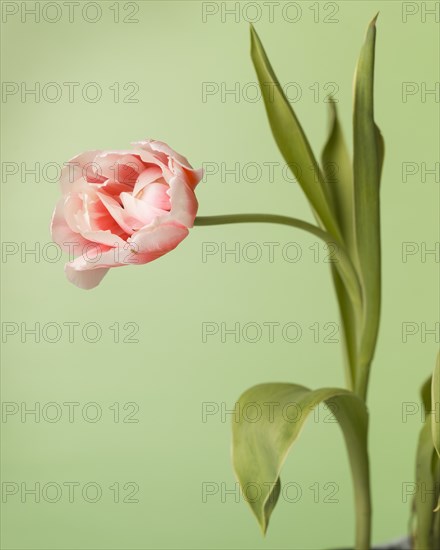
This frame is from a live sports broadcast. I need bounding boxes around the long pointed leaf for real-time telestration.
[322,99,356,254]
[352,14,383,398]
[414,417,438,549]
[422,376,432,414]
[432,354,440,457]
[232,383,371,549]
[250,25,341,242]
[322,100,359,390]
[411,360,440,542]
[330,267,357,390]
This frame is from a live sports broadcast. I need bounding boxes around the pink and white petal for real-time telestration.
[65,221,189,289]
[130,145,171,177]
[96,153,146,185]
[64,238,150,289]
[63,194,86,233]
[65,264,110,290]
[138,181,171,210]
[183,165,203,188]
[68,244,140,270]
[99,180,134,196]
[132,166,163,196]
[129,221,189,256]
[120,192,166,228]
[51,198,89,254]
[168,176,198,228]
[80,230,127,249]
[64,242,114,289]
[133,140,202,187]
[97,192,136,236]
[135,140,189,167]
[169,158,204,189]
[60,150,102,192]
[136,140,202,188]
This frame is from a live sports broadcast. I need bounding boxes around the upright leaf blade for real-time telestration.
[330,267,357,390]
[414,417,438,549]
[322,99,356,255]
[411,358,440,544]
[352,15,383,397]
[250,25,341,241]
[232,383,371,549]
[322,100,359,391]
[421,376,432,414]
[432,354,440,457]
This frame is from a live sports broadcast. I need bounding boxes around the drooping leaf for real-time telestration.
[432,354,440,457]
[352,14,384,397]
[232,383,371,549]
[250,25,341,242]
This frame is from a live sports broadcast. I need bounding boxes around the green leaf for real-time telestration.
[250,25,341,242]
[352,14,384,398]
[433,456,440,546]
[422,376,432,414]
[330,267,357,391]
[414,416,438,549]
[411,358,440,546]
[375,124,385,182]
[321,100,359,391]
[322,99,356,255]
[432,354,440,457]
[232,383,371,549]
[249,25,365,393]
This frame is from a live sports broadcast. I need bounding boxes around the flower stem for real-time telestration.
[195,214,329,239]
[194,214,363,318]
[195,214,371,550]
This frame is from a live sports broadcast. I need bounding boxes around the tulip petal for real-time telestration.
[51,198,89,254]
[132,166,163,197]
[80,230,127,249]
[168,177,198,228]
[129,221,188,256]
[95,153,146,185]
[97,192,136,235]
[65,264,110,290]
[60,150,103,192]
[137,181,171,211]
[120,192,167,229]
[136,139,190,169]
[134,140,203,188]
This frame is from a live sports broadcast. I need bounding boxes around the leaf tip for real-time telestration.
[249,23,257,42]
[249,23,258,55]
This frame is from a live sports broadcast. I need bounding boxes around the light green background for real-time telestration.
[1,1,439,548]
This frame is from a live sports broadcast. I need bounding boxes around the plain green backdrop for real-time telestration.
[1,0,439,548]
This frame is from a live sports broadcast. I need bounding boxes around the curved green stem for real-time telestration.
[196,214,371,549]
[194,214,363,325]
[196,213,331,241]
